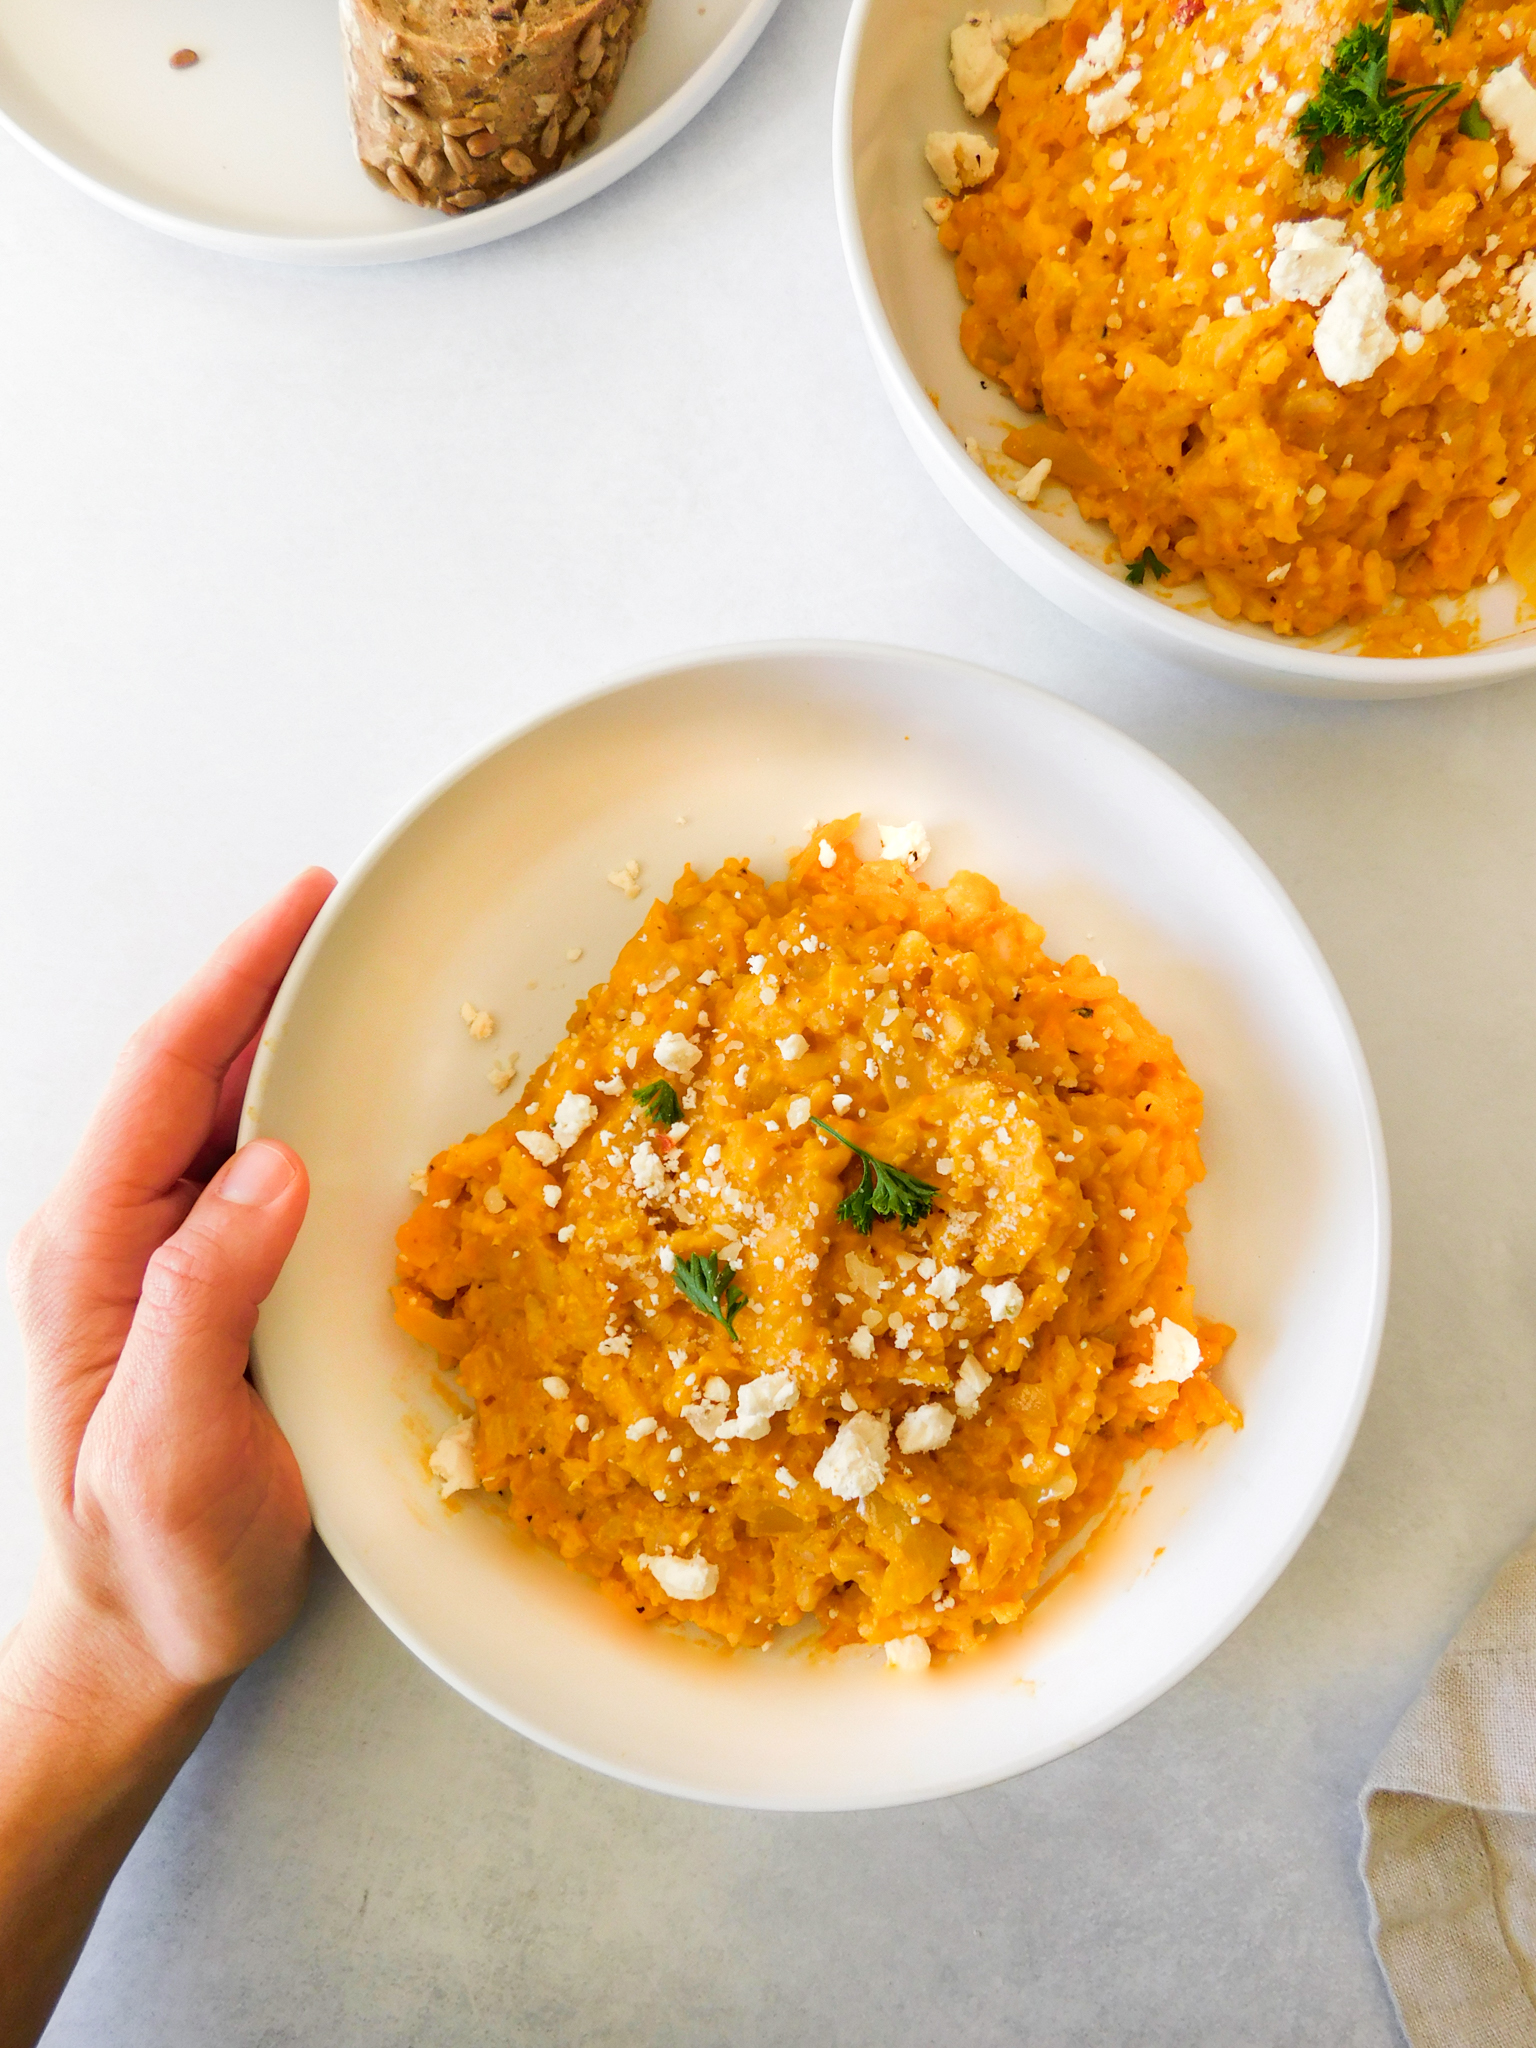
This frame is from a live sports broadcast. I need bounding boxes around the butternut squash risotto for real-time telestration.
[393,824,1237,1667]
[926,0,1536,639]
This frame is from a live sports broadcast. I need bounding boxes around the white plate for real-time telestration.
[243,642,1388,1810]
[833,0,1536,699]
[0,0,779,264]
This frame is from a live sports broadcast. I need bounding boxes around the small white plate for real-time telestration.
[833,0,1536,698]
[0,0,779,264]
[243,643,1387,1810]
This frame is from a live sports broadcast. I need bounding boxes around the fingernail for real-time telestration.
[218,1140,296,1207]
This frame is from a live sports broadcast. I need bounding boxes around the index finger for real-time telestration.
[78,866,336,1210]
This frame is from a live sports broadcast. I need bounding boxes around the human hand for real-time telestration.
[0,868,334,2046]
[9,866,335,1696]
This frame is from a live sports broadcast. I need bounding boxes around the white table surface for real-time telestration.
[3,1,1534,2039]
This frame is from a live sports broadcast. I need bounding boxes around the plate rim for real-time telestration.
[830,0,1536,700]
[0,0,782,266]
[244,637,1392,1809]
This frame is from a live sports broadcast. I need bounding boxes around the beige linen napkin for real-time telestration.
[1362,1532,1536,2048]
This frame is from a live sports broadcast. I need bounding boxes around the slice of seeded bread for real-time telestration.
[342,0,647,215]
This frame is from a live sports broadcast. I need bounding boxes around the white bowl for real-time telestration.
[243,642,1388,1809]
[0,0,779,264]
[833,0,1536,699]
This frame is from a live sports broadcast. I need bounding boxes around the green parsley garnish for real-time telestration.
[1126,546,1169,586]
[1458,96,1491,138]
[1399,0,1464,39]
[670,1252,748,1339]
[1294,5,1460,208]
[633,1079,681,1126]
[812,1118,938,1233]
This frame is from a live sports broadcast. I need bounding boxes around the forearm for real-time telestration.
[0,1576,227,2048]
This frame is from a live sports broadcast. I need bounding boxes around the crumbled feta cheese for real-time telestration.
[1483,62,1536,174]
[409,1169,430,1196]
[734,1063,751,1089]
[1314,251,1397,387]
[731,1369,801,1440]
[517,1129,560,1166]
[925,129,999,194]
[778,1033,810,1061]
[607,861,642,899]
[543,1185,561,1208]
[787,1096,812,1129]
[593,1074,623,1096]
[815,1410,891,1498]
[551,1090,597,1153]
[684,1392,733,1441]
[1066,7,1123,91]
[596,1325,631,1356]
[626,1416,657,1440]
[950,1545,971,1565]
[748,954,766,973]
[1086,69,1140,134]
[542,1376,569,1399]
[953,1356,992,1415]
[429,1416,478,1498]
[483,1185,507,1213]
[924,193,954,225]
[488,1057,518,1093]
[950,10,1011,114]
[885,1635,931,1672]
[1491,489,1522,519]
[878,820,932,870]
[1130,1316,1203,1386]
[1268,217,1350,307]
[929,1264,965,1308]
[1013,456,1052,503]
[654,1030,703,1077]
[897,1402,956,1454]
[461,1002,495,1040]
[1129,1305,1155,1327]
[631,1141,668,1202]
[639,1552,719,1601]
[848,1326,876,1360]
[845,1250,888,1299]
[980,1278,1024,1322]
[948,10,1041,112]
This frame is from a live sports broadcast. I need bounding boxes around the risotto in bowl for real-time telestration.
[836,0,1536,694]
[242,644,1386,1807]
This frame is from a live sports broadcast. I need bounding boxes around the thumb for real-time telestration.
[110,1140,310,1432]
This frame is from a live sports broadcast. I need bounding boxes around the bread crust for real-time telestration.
[342,0,647,214]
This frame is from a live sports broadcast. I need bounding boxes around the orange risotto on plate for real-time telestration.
[925,0,1536,638]
[392,823,1236,1667]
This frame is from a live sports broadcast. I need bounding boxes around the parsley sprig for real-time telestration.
[1126,546,1169,586]
[1398,0,1464,39]
[812,1119,938,1233]
[1458,98,1491,138]
[1295,4,1460,208]
[670,1252,748,1339]
[633,1079,681,1126]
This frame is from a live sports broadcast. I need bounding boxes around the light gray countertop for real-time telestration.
[3,1,1534,2039]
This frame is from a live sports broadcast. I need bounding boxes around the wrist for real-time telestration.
[2,1563,227,1763]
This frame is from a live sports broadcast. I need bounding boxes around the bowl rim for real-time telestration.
[830,0,1536,698]
[0,0,782,267]
[243,639,1392,1808]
